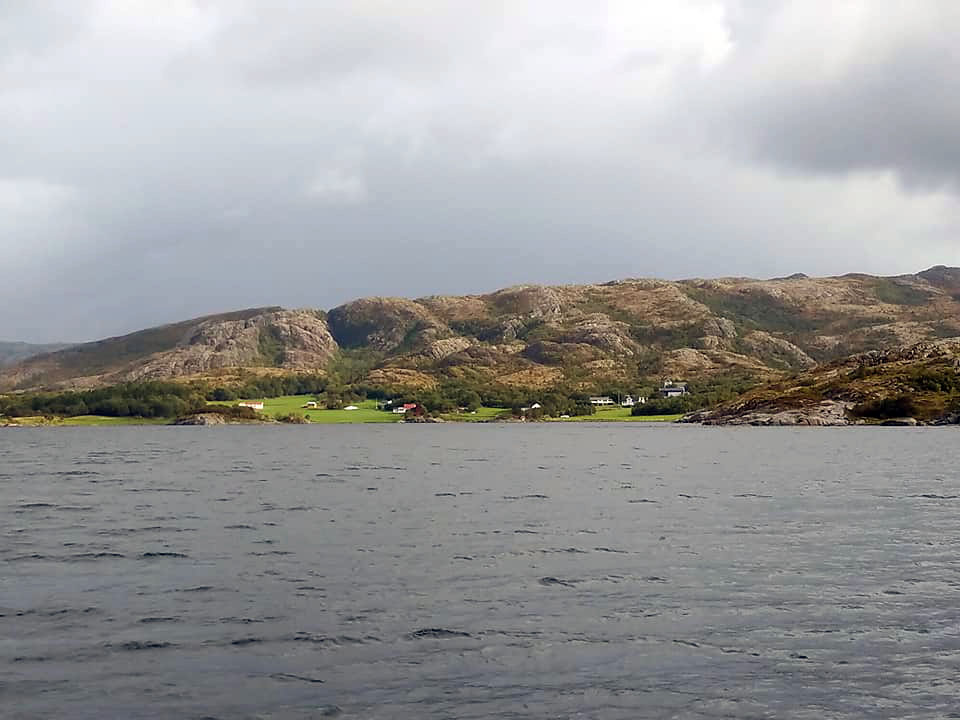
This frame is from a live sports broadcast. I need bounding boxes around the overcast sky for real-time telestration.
[3,1,959,342]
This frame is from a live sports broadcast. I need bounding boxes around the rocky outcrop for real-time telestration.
[423,337,472,361]
[689,400,855,426]
[486,286,564,319]
[326,298,448,352]
[558,315,638,356]
[683,336,960,425]
[172,413,228,425]
[740,331,816,369]
[128,310,336,381]
[880,417,918,426]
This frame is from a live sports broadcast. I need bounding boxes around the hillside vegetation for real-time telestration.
[685,338,960,425]
[3,267,960,397]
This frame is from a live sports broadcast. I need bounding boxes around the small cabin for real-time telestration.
[238,401,264,411]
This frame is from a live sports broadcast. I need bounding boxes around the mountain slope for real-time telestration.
[3,267,960,392]
[0,342,72,368]
[0,308,337,391]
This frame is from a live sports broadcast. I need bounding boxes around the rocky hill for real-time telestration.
[0,308,337,391]
[684,338,960,426]
[3,267,960,393]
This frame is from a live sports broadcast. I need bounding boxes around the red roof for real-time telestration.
[402,403,417,409]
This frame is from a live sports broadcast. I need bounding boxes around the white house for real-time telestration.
[660,382,688,398]
[589,396,615,406]
[238,401,264,411]
[302,401,318,409]
[530,402,542,410]
[621,395,635,407]
[344,405,359,411]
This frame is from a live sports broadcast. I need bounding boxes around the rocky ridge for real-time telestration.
[3,267,960,393]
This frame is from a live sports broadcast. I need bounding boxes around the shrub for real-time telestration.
[202,405,260,420]
[851,394,918,419]
[277,412,309,424]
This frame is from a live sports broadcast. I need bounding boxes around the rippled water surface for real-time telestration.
[3,425,960,719]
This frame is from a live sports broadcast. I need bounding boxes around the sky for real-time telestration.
[2,1,960,342]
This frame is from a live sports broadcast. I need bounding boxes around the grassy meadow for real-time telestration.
[2,398,682,427]
[439,406,510,422]
[215,397,401,423]
[550,407,683,422]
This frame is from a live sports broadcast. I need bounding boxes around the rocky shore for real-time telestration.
[684,400,857,426]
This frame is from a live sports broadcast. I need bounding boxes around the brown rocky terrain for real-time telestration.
[0,308,337,391]
[685,338,960,425]
[3,267,960,393]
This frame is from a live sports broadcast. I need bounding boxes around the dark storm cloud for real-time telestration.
[1,1,958,342]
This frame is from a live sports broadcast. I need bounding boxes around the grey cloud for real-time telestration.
[700,2,960,190]
[1,1,958,343]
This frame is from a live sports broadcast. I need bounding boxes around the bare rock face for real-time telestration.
[691,400,856,426]
[423,337,472,360]
[558,315,638,356]
[127,310,337,381]
[701,317,738,339]
[855,338,960,366]
[327,298,448,352]
[740,331,816,370]
[486,286,564,319]
[173,413,228,425]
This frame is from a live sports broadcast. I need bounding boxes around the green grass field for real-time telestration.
[205,396,683,424]
[439,406,510,422]
[549,407,683,422]
[218,397,401,423]
[3,399,684,427]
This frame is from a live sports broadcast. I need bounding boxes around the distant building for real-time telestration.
[238,401,264,411]
[392,403,417,414]
[530,403,542,410]
[302,401,318,408]
[344,405,359,411]
[659,381,688,398]
[589,396,615,406]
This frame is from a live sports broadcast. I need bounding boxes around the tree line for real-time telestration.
[0,370,759,421]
